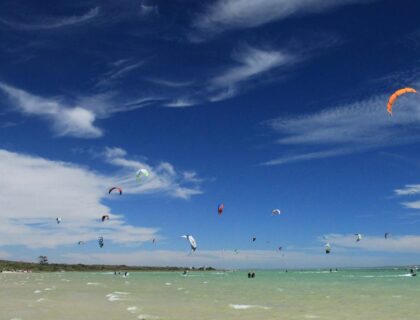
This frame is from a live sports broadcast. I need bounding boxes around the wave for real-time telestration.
[229,304,270,310]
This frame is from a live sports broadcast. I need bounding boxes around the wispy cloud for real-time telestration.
[0,148,202,249]
[264,88,420,165]
[146,78,193,88]
[322,234,420,253]
[206,45,295,102]
[103,147,203,199]
[394,184,420,212]
[0,7,99,30]
[211,46,293,88]
[395,185,420,196]
[0,83,163,138]
[192,0,372,41]
[96,59,146,89]
[165,98,198,108]
[139,0,159,16]
[0,83,102,138]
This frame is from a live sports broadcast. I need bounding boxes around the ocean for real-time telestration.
[0,269,418,320]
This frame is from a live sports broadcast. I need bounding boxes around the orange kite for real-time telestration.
[387,88,416,115]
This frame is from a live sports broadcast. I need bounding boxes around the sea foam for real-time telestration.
[229,304,270,310]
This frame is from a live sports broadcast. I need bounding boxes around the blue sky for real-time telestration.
[1,0,420,268]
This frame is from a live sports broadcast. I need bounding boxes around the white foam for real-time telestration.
[165,282,172,286]
[106,291,130,302]
[33,290,42,294]
[137,314,160,319]
[127,306,138,313]
[106,294,122,302]
[44,287,55,291]
[304,315,321,319]
[86,282,101,286]
[37,298,45,302]
[229,304,270,310]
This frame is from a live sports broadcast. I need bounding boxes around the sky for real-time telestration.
[1,0,420,269]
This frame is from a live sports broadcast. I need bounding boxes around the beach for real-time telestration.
[1,269,418,320]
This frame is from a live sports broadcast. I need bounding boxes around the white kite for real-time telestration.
[181,235,197,252]
[136,168,149,181]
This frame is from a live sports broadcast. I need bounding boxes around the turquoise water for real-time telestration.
[0,269,419,320]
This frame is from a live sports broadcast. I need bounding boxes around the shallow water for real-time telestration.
[0,269,419,320]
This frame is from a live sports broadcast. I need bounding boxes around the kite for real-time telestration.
[136,168,149,181]
[98,236,104,248]
[355,234,362,242]
[78,241,85,245]
[272,209,281,215]
[218,203,224,215]
[181,235,197,252]
[387,88,416,115]
[325,243,331,254]
[56,217,62,224]
[109,187,122,195]
[102,215,110,222]
[385,232,389,239]
[252,237,256,242]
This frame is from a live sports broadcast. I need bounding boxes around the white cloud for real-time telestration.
[262,148,353,166]
[322,234,420,254]
[392,184,420,214]
[165,98,198,108]
[103,147,203,199]
[265,89,420,165]
[139,1,159,16]
[95,60,146,89]
[395,184,420,196]
[0,7,99,30]
[211,46,292,88]
[0,148,202,249]
[0,83,102,138]
[192,0,372,40]
[0,149,156,248]
[147,78,193,88]
[0,83,160,138]
[402,201,420,209]
[207,46,294,102]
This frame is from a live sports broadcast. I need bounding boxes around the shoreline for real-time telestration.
[0,259,217,273]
